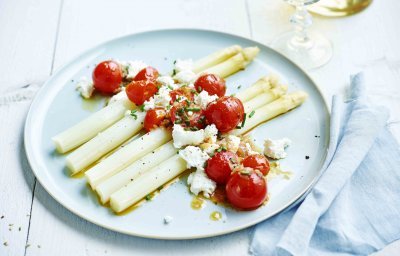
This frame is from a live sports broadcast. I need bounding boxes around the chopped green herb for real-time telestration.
[166,105,171,110]
[185,99,191,105]
[174,120,182,124]
[185,107,201,112]
[167,85,174,90]
[177,107,185,115]
[185,120,191,126]
[237,85,242,89]
[216,146,226,153]
[130,110,138,120]
[139,104,145,111]
[173,60,177,64]
[230,93,236,97]
[190,126,199,131]
[240,113,247,128]
[172,69,177,76]
[249,110,255,118]
[157,85,161,89]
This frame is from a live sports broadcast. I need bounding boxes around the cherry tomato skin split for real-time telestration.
[144,108,167,132]
[134,67,159,81]
[205,151,238,184]
[205,96,245,133]
[194,74,226,97]
[92,60,123,94]
[242,154,270,175]
[125,80,158,105]
[226,170,267,210]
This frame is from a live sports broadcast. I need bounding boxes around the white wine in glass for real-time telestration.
[271,0,333,70]
[308,0,372,17]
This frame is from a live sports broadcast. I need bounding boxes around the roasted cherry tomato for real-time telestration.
[194,74,226,97]
[92,60,122,94]
[125,80,158,105]
[242,154,270,176]
[169,102,205,129]
[205,151,238,184]
[169,87,194,104]
[144,108,167,132]
[226,170,267,210]
[205,96,244,132]
[134,66,159,81]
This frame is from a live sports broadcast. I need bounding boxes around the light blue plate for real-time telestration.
[24,29,329,239]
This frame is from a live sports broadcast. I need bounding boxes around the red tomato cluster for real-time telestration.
[205,151,270,210]
[126,67,160,105]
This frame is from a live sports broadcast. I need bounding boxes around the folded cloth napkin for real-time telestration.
[250,73,400,256]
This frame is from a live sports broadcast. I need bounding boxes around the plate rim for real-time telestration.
[24,28,330,240]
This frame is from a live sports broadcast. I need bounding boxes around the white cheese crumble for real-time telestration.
[263,138,292,159]
[179,146,210,170]
[108,88,127,105]
[143,86,172,111]
[194,90,218,110]
[174,59,193,73]
[172,124,218,148]
[157,75,177,89]
[220,135,241,153]
[119,60,147,79]
[75,77,94,99]
[204,124,218,143]
[200,143,220,155]
[187,168,216,198]
[245,143,260,155]
[172,124,205,148]
[174,70,197,84]
[163,215,173,224]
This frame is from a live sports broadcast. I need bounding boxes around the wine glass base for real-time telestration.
[271,31,333,70]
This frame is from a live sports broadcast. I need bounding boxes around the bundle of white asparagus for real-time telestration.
[52,45,308,214]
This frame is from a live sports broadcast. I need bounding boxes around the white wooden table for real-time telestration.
[1,0,399,255]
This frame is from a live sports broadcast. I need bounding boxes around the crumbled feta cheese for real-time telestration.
[143,86,172,110]
[157,76,177,89]
[174,59,193,73]
[204,124,218,143]
[187,169,216,198]
[119,60,147,79]
[194,91,218,109]
[220,135,241,153]
[163,215,173,224]
[124,110,132,116]
[263,138,292,159]
[179,146,210,170]
[172,124,205,148]
[200,143,220,155]
[108,88,127,105]
[245,143,259,155]
[75,77,94,99]
[174,70,197,84]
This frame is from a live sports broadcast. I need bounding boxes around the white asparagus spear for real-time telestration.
[52,98,134,153]
[244,85,287,112]
[202,47,260,78]
[93,88,275,202]
[95,142,177,203]
[231,91,308,136]
[110,155,187,213]
[192,45,242,73]
[66,112,145,174]
[235,76,272,102]
[84,127,172,185]
[109,91,307,212]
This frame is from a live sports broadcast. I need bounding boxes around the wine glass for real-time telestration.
[271,0,333,70]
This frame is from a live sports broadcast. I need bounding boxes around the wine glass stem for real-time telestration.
[289,2,314,50]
